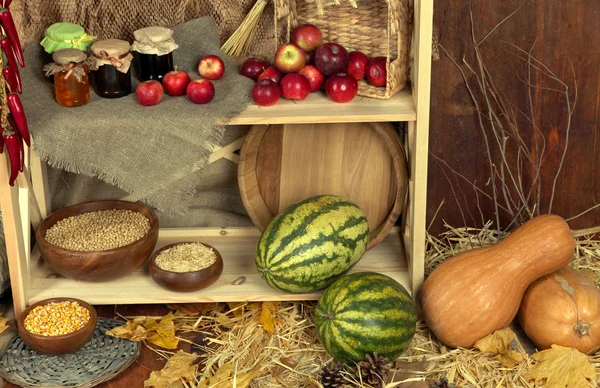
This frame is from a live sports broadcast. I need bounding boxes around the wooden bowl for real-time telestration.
[36,200,159,282]
[149,242,224,292]
[238,122,408,250]
[17,297,98,355]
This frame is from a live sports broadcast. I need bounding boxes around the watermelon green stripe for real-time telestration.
[270,232,367,272]
[268,217,368,268]
[320,323,412,359]
[264,256,354,293]
[261,196,349,259]
[255,195,370,293]
[264,202,362,266]
[335,289,414,313]
[314,272,417,364]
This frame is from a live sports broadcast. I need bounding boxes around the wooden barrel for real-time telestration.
[238,122,408,249]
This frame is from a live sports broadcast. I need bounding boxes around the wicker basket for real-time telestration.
[274,0,411,99]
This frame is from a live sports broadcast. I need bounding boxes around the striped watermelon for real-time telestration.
[314,272,417,363]
[255,195,369,293]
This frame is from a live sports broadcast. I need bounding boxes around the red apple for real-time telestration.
[366,56,387,87]
[161,67,191,96]
[314,42,349,76]
[274,44,307,74]
[280,73,311,100]
[135,80,163,106]
[252,79,281,106]
[347,51,369,81]
[240,58,269,81]
[325,72,358,103]
[257,66,283,84]
[198,55,225,80]
[291,23,323,52]
[186,78,215,104]
[299,65,324,92]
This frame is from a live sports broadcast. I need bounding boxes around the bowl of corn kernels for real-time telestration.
[149,242,224,292]
[36,200,159,282]
[17,297,98,354]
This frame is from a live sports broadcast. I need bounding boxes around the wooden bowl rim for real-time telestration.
[149,242,224,275]
[237,123,408,250]
[36,200,159,254]
[18,297,98,340]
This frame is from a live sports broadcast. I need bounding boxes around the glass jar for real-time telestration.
[44,48,90,107]
[40,22,96,82]
[131,26,178,82]
[90,39,133,98]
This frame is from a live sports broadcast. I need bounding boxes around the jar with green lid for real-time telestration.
[131,26,178,82]
[43,48,92,107]
[40,22,96,81]
[90,39,133,98]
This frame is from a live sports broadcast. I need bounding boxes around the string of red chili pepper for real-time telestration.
[0,0,27,186]
[0,7,23,68]
[1,36,20,93]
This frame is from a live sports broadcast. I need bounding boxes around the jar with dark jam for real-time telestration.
[131,27,178,82]
[43,48,91,107]
[40,22,96,82]
[90,39,133,98]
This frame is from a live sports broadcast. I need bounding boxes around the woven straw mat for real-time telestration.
[20,17,255,215]
[0,318,140,388]
[12,0,284,61]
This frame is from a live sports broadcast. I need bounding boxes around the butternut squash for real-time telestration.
[420,214,575,348]
[518,266,600,354]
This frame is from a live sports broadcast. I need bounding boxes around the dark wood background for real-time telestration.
[427,0,600,234]
[10,0,599,235]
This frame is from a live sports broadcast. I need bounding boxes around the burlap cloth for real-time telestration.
[12,0,283,61]
[21,17,256,217]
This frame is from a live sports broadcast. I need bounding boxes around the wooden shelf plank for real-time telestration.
[224,88,416,125]
[28,227,409,305]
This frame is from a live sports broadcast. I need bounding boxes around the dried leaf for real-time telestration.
[145,312,179,349]
[259,302,280,333]
[199,362,234,387]
[215,312,234,326]
[474,328,524,367]
[260,308,276,333]
[226,302,247,318]
[167,303,219,317]
[524,345,595,387]
[105,320,148,341]
[280,353,304,368]
[0,315,10,335]
[234,369,260,387]
[144,350,198,388]
[390,360,430,383]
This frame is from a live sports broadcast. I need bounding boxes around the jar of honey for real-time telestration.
[90,39,133,98]
[130,27,178,82]
[43,48,91,107]
[40,22,96,82]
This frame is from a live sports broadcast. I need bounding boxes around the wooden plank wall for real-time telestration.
[428,0,600,234]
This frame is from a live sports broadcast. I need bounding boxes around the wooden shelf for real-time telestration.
[27,227,409,305]
[225,88,416,125]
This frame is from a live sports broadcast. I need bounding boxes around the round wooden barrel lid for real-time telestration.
[238,122,408,250]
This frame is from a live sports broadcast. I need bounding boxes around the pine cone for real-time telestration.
[358,353,390,388]
[319,364,345,388]
[431,377,456,388]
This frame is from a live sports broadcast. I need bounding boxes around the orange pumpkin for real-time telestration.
[518,266,600,354]
[420,215,575,348]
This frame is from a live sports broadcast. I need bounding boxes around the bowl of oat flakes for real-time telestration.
[149,242,223,292]
[36,200,159,282]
